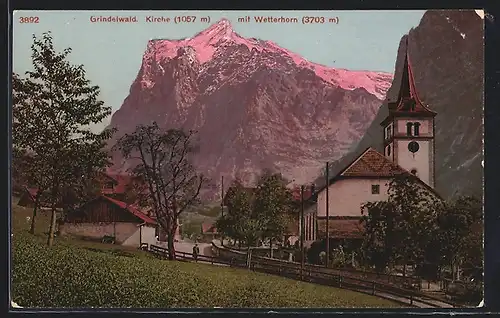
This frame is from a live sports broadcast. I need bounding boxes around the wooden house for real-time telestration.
[61,195,161,247]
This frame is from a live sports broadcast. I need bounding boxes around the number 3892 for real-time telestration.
[19,17,40,23]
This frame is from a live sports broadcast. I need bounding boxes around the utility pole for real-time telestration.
[220,175,224,246]
[325,162,330,268]
[300,185,305,280]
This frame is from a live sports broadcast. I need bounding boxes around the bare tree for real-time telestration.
[115,122,205,260]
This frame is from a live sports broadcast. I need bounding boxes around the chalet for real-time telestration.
[60,195,162,247]
[310,42,441,247]
[97,172,134,202]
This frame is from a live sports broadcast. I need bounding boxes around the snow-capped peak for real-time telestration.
[141,19,393,99]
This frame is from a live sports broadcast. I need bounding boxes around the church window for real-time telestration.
[386,145,391,156]
[414,122,421,136]
[406,122,413,136]
[371,184,380,194]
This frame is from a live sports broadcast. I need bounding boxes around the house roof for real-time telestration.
[290,186,314,202]
[201,222,217,234]
[101,195,157,225]
[25,187,39,200]
[314,147,442,200]
[104,173,133,194]
[340,148,407,177]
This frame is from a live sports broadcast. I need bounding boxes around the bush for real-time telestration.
[11,232,400,308]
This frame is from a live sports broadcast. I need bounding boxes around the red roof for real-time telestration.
[389,41,436,116]
[291,186,313,202]
[25,187,39,200]
[103,173,132,194]
[201,222,217,234]
[101,195,156,225]
[340,148,407,177]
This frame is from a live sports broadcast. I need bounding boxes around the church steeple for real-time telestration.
[387,38,437,116]
[380,38,436,189]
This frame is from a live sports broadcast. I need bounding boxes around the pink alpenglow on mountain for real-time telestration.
[109,19,393,193]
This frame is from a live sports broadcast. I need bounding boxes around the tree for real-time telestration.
[254,171,294,257]
[216,180,261,248]
[115,122,205,260]
[360,173,441,275]
[433,195,482,280]
[12,148,51,234]
[12,32,113,245]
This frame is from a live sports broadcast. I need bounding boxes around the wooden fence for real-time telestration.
[144,243,462,308]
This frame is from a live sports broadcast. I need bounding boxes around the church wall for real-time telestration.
[317,178,390,217]
[395,139,433,187]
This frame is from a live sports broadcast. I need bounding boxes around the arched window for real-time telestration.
[406,122,413,136]
[414,122,421,136]
[386,145,391,156]
[410,169,418,176]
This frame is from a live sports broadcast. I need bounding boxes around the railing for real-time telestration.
[213,243,426,289]
[143,243,462,308]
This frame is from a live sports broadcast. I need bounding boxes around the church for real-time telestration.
[302,44,441,247]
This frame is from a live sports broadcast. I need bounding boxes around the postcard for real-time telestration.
[11,9,484,309]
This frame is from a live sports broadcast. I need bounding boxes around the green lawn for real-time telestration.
[11,200,402,308]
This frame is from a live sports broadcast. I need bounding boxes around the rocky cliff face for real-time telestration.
[327,10,484,199]
[108,19,392,191]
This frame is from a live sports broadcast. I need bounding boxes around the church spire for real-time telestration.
[389,38,436,116]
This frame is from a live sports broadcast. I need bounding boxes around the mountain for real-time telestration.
[108,18,393,191]
[315,10,484,199]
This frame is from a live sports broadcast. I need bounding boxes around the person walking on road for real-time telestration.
[193,243,200,262]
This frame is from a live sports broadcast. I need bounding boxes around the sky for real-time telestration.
[12,10,426,131]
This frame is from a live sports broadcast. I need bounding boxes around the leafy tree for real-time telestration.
[115,122,205,260]
[12,32,113,245]
[12,148,51,234]
[254,171,294,257]
[216,180,261,247]
[432,195,482,280]
[360,173,441,275]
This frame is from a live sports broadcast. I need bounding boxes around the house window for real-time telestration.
[406,122,413,136]
[414,122,421,136]
[411,169,418,176]
[371,184,380,194]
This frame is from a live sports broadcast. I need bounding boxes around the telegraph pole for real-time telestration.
[220,175,224,246]
[325,162,330,268]
[300,185,305,280]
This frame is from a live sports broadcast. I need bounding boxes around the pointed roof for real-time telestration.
[387,39,436,117]
[340,148,407,177]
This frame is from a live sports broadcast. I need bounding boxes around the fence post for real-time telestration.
[410,294,413,306]
[372,282,375,295]
[339,275,342,288]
